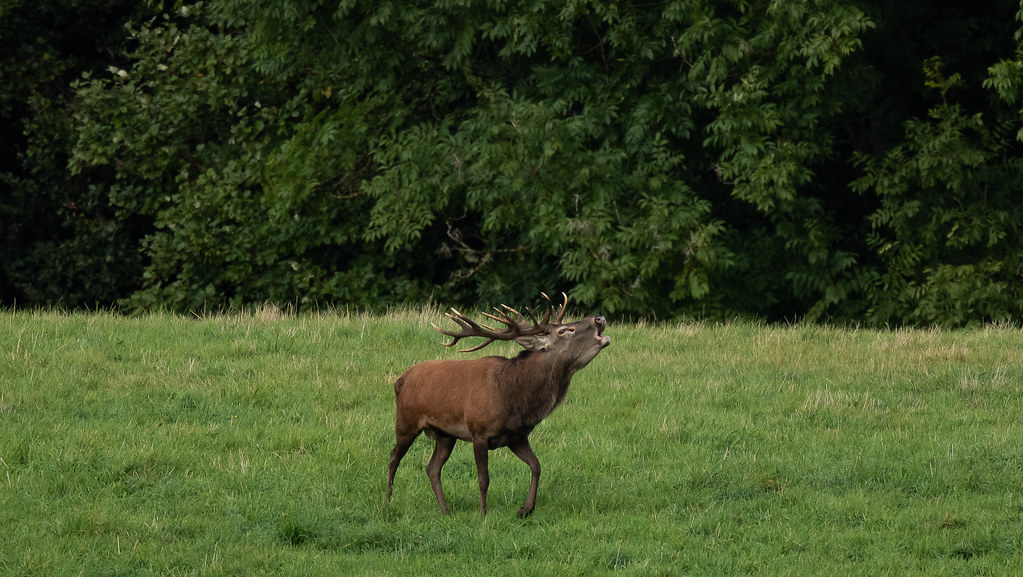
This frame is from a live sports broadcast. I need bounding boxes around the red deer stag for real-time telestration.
[385,292,610,517]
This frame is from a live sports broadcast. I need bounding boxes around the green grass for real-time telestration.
[2,307,1022,575]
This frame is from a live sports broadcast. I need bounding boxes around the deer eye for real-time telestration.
[557,327,574,336]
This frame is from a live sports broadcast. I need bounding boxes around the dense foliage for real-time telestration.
[3,0,1023,324]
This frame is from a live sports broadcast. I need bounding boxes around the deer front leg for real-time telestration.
[472,439,490,516]
[509,437,541,518]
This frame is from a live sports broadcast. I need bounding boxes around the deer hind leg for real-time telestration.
[509,437,541,518]
[426,435,456,515]
[386,426,419,502]
[472,439,490,516]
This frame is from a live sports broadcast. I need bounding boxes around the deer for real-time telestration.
[385,292,610,517]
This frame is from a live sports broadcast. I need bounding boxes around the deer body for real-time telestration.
[386,294,609,517]
[397,351,572,445]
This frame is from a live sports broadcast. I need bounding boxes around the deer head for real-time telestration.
[432,292,610,363]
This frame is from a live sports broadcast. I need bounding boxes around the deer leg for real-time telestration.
[426,435,456,515]
[472,439,490,516]
[386,428,418,502]
[509,437,541,518]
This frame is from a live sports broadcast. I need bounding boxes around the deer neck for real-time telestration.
[500,350,576,416]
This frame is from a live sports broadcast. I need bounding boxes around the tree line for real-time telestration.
[3,0,1023,324]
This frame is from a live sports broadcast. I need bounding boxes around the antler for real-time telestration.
[548,291,568,324]
[432,292,569,353]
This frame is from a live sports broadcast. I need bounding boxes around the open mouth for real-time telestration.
[595,316,610,347]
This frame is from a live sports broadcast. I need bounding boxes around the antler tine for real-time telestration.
[503,304,526,323]
[431,308,490,349]
[444,308,480,332]
[522,305,539,327]
[537,292,557,326]
[553,291,569,323]
[456,338,496,353]
[481,304,525,327]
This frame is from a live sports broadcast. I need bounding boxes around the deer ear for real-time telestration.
[515,334,552,351]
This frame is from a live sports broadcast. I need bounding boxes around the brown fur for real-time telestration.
[386,314,610,517]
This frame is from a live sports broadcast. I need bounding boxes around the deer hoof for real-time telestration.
[516,506,534,518]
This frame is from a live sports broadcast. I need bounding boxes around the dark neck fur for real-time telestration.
[496,350,576,425]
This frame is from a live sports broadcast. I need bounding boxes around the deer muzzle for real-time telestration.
[595,316,610,347]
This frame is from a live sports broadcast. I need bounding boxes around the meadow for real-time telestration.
[1,306,1022,575]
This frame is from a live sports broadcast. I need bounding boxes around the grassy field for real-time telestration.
[2,307,1022,575]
